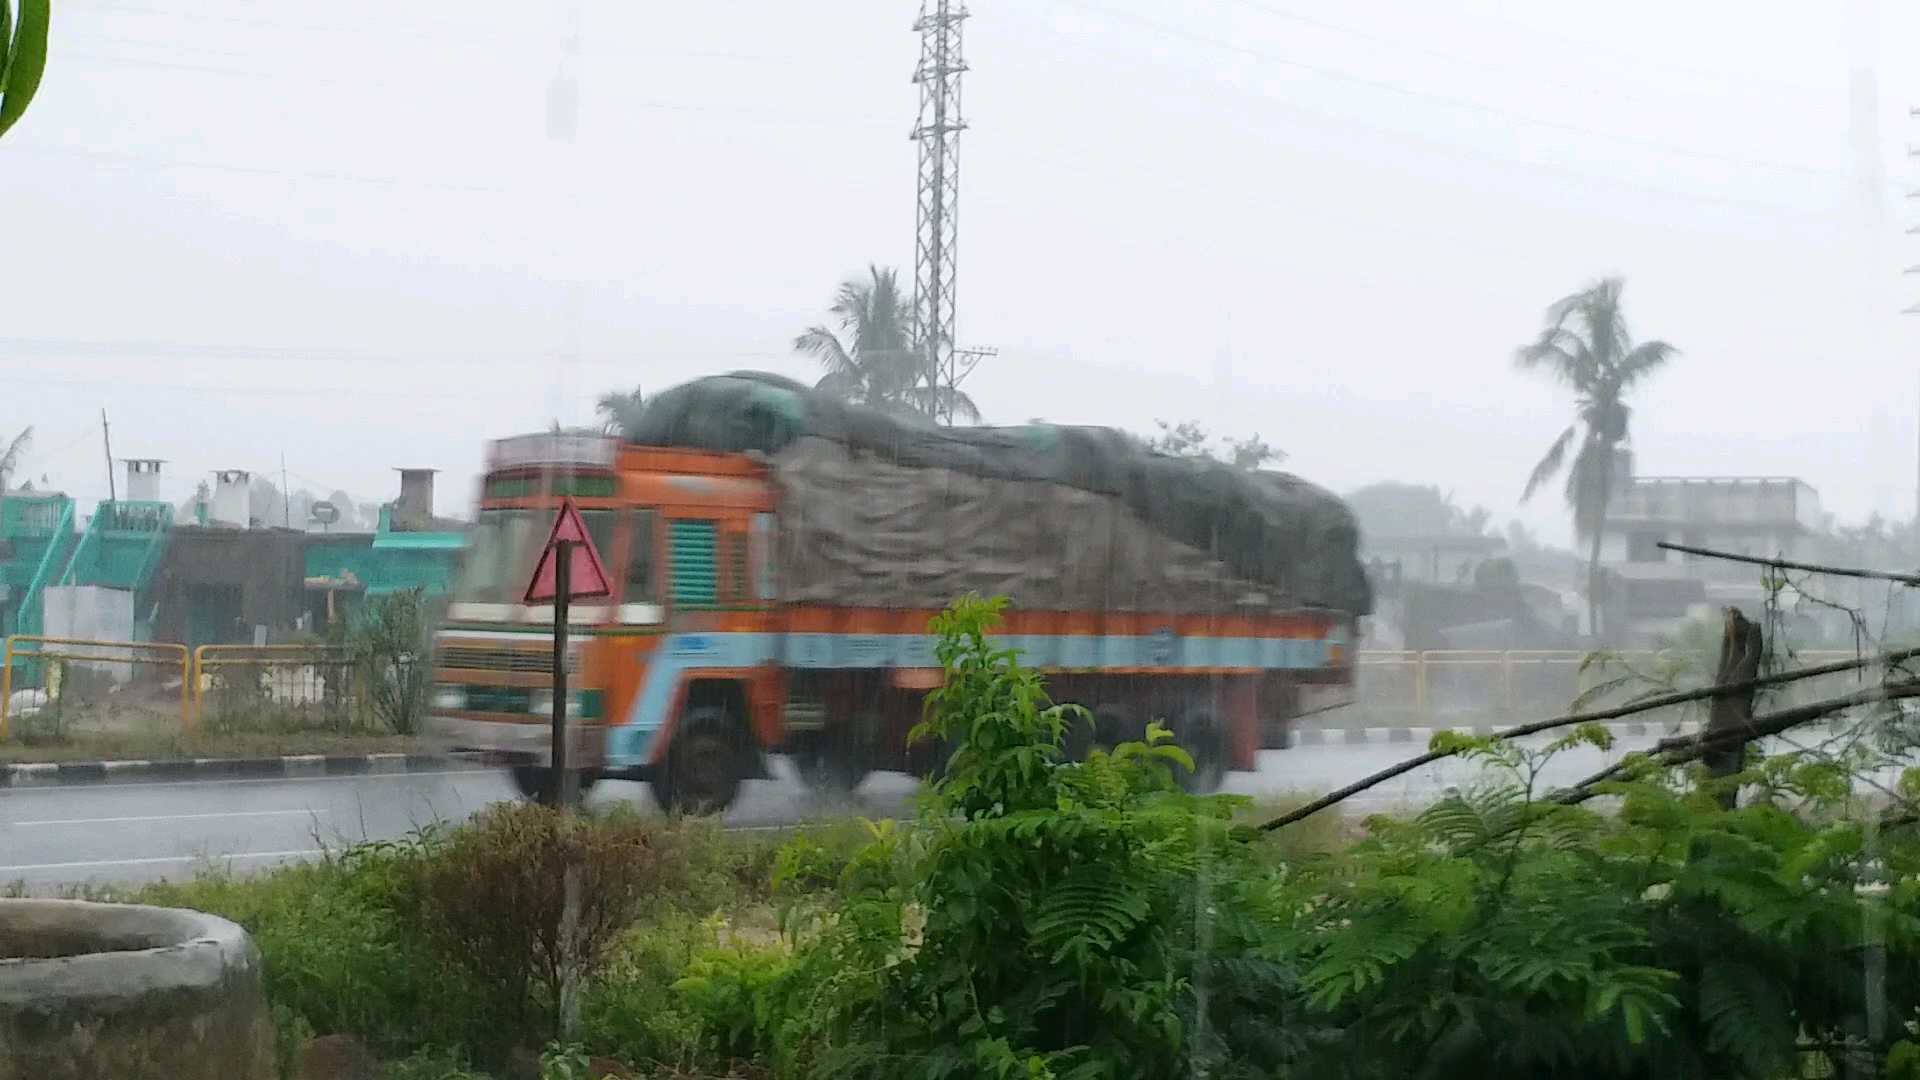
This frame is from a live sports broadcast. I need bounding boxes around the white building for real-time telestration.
[1598,450,1822,641]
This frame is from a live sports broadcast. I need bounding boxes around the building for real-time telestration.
[1598,450,1822,642]
[1,462,465,668]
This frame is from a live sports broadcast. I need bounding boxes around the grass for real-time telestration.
[0,727,420,763]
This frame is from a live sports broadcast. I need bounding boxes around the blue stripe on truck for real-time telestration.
[604,627,1346,769]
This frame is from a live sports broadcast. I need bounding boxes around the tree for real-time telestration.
[0,1,48,139]
[594,385,646,440]
[1144,419,1283,470]
[1516,277,1676,637]
[795,265,980,423]
[0,426,30,491]
[1345,482,1492,539]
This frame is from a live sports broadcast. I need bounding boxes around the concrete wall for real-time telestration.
[0,899,275,1080]
[40,586,137,682]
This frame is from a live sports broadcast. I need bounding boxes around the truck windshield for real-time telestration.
[452,508,540,604]
[453,507,619,604]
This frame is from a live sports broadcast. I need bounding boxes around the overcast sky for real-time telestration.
[6,0,1919,545]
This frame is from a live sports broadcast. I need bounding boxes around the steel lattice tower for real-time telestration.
[911,0,968,424]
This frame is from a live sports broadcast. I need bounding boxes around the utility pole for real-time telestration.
[100,408,116,503]
[911,0,970,425]
[1906,106,1920,551]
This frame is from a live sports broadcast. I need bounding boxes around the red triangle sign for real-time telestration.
[523,498,614,603]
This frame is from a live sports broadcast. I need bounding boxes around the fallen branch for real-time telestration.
[1257,646,1920,832]
[1553,679,1920,805]
[1656,541,1920,588]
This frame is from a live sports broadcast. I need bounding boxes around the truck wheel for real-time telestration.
[793,726,871,795]
[1175,709,1226,794]
[509,765,599,805]
[654,706,743,816]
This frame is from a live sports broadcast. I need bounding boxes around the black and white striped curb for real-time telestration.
[0,753,486,788]
[1292,720,1708,747]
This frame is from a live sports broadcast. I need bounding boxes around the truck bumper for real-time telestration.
[424,715,607,770]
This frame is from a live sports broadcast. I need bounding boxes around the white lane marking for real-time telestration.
[0,769,485,794]
[0,849,324,874]
[15,809,329,827]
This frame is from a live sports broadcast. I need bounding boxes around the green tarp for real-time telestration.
[632,372,1372,616]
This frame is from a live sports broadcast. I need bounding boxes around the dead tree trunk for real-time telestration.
[1704,606,1763,809]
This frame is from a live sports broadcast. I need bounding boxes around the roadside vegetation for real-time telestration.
[26,594,1920,1079]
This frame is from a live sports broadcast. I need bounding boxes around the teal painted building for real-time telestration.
[1,469,465,670]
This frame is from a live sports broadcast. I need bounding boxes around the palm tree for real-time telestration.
[794,265,980,422]
[595,385,646,440]
[0,426,30,491]
[1516,278,1676,638]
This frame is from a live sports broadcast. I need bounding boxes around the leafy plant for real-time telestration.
[742,594,1306,1080]
[0,0,48,139]
[343,588,432,734]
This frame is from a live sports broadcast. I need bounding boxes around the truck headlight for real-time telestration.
[528,690,554,717]
[433,686,465,710]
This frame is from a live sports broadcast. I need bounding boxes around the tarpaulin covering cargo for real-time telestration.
[630,372,1373,616]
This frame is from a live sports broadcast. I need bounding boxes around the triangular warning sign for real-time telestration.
[524,498,614,603]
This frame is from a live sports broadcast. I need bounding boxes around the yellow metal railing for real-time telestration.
[1353,648,1886,719]
[0,635,191,738]
[191,644,365,730]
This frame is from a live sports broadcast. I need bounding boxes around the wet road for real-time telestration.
[0,725,1857,889]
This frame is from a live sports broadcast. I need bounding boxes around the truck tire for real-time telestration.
[508,765,599,805]
[1175,709,1226,794]
[793,722,872,795]
[653,706,743,816]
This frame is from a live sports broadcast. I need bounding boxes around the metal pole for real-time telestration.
[101,409,116,503]
[550,540,572,809]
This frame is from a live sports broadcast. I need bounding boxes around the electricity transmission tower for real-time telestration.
[911,0,973,425]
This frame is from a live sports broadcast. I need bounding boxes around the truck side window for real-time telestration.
[752,512,776,600]
[626,510,656,602]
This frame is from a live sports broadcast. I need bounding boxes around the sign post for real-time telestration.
[523,498,613,809]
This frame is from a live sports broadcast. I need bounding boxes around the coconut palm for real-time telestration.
[0,426,30,491]
[795,265,980,422]
[1516,277,1676,638]
[595,385,646,440]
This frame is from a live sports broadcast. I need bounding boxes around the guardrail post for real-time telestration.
[1414,651,1429,718]
[191,644,207,729]
[1,635,15,738]
[1501,651,1515,714]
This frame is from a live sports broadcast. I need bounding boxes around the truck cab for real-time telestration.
[427,433,779,812]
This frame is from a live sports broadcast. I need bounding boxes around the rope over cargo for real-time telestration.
[631,372,1373,616]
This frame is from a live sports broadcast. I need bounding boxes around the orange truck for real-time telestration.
[428,377,1369,813]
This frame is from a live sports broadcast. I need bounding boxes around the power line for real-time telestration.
[1221,0,1826,102]
[10,142,507,193]
[1063,0,1841,178]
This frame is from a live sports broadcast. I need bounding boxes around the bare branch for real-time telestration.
[1257,645,1920,832]
[1553,679,1920,805]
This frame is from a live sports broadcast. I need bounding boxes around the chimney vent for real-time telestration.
[211,469,252,528]
[124,459,164,503]
[395,468,437,525]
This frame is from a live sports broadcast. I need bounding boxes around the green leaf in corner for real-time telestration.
[0,0,49,139]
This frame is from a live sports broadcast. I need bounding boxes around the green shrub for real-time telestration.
[578,914,714,1069]
[343,588,432,734]
[671,939,793,1062]
[409,801,675,1044]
